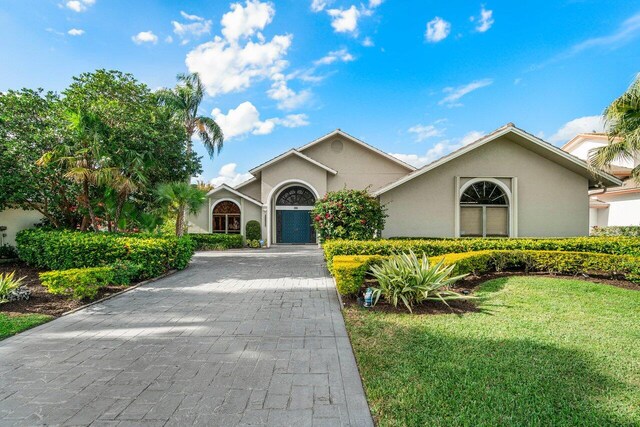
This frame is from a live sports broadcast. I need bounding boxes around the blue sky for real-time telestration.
[1,0,639,186]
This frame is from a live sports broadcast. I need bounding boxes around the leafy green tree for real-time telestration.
[591,74,640,181]
[156,182,206,237]
[157,73,224,165]
[0,89,80,228]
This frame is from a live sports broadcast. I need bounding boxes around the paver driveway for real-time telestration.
[0,246,373,426]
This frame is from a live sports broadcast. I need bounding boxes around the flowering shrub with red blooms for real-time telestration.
[311,189,387,242]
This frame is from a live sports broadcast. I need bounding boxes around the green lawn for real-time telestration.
[344,276,640,426]
[0,313,53,340]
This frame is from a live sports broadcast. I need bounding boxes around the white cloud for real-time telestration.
[180,11,205,21]
[132,31,158,44]
[534,12,640,70]
[407,123,446,142]
[212,101,308,139]
[311,0,330,12]
[425,17,450,43]
[362,36,374,47]
[548,115,606,144]
[67,28,84,36]
[391,130,484,168]
[314,48,354,65]
[267,75,312,110]
[327,6,360,35]
[221,0,275,42]
[209,163,254,187]
[165,35,173,43]
[471,6,494,33]
[172,11,212,41]
[439,78,493,107]
[65,0,94,12]
[186,1,292,97]
[369,0,383,7]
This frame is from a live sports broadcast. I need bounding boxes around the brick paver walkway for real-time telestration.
[0,246,373,426]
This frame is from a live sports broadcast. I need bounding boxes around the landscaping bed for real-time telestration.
[0,261,130,317]
[345,275,640,426]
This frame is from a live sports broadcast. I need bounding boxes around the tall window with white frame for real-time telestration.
[460,181,509,237]
[212,201,241,234]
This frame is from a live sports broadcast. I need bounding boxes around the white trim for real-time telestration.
[374,125,622,196]
[249,149,338,175]
[206,184,262,207]
[211,198,242,236]
[234,176,257,189]
[275,206,315,211]
[266,179,320,247]
[457,178,514,238]
[297,129,416,171]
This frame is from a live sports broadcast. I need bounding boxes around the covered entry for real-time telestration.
[275,185,316,244]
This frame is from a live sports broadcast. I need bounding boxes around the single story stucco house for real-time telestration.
[188,123,621,245]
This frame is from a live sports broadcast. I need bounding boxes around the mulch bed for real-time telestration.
[0,262,128,317]
[344,271,640,315]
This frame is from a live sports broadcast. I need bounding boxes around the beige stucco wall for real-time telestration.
[237,179,261,202]
[380,136,589,238]
[188,188,264,238]
[300,135,412,192]
[0,209,43,246]
[260,155,328,202]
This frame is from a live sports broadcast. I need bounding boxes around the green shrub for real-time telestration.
[110,261,143,284]
[187,233,244,251]
[0,244,18,259]
[592,226,640,237]
[16,229,194,278]
[247,239,262,248]
[40,267,116,300]
[312,189,386,242]
[369,251,469,312]
[0,272,25,303]
[245,220,261,241]
[323,237,640,269]
[331,250,640,295]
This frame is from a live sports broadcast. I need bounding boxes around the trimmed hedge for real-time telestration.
[592,226,640,237]
[187,233,244,250]
[245,221,261,241]
[40,266,121,300]
[331,250,640,296]
[16,229,194,278]
[323,237,640,269]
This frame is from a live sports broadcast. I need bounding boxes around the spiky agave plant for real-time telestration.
[0,272,26,303]
[369,251,470,313]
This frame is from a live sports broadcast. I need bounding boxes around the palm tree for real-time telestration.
[157,73,224,165]
[590,74,640,182]
[156,182,206,237]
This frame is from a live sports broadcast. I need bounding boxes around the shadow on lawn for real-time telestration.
[347,290,635,426]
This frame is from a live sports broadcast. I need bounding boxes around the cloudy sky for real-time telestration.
[1,1,639,186]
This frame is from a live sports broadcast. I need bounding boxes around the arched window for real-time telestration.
[213,201,240,234]
[276,186,316,207]
[460,181,509,237]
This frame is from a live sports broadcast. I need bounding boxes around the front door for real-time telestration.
[278,210,314,244]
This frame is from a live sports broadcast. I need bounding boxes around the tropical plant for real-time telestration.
[369,251,469,312]
[245,220,261,241]
[157,73,224,164]
[0,272,26,303]
[312,188,387,242]
[156,182,206,236]
[590,73,640,182]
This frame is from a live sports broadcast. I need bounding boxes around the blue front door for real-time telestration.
[278,210,314,244]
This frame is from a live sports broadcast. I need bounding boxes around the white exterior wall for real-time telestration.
[0,209,44,246]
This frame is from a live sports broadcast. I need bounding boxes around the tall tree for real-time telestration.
[156,182,206,237]
[591,74,640,182]
[157,73,224,167]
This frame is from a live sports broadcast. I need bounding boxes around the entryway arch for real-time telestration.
[267,180,319,245]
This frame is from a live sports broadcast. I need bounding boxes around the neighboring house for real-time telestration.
[189,123,621,245]
[0,209,43,246]
[562,133,640,229]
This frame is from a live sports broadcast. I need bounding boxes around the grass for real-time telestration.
[344,276,640,426]
[0,312,53,340]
